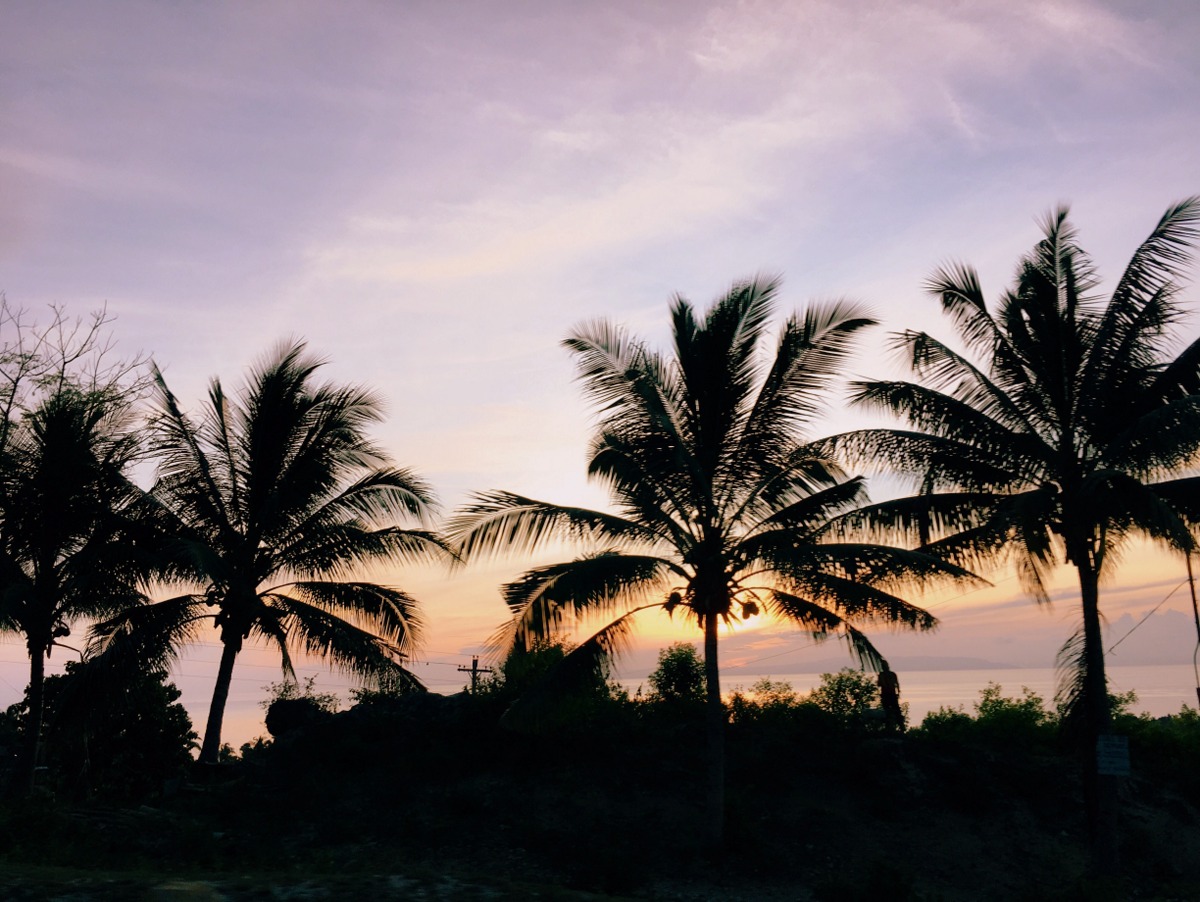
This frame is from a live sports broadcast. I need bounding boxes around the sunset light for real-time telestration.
[2,1,1199,896]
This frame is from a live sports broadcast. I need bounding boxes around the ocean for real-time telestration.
[617,662,1200,722]
[56,661,1197,752]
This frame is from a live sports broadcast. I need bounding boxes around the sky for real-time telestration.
[2,0,1200,743]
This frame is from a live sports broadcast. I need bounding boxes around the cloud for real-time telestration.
[294,0,1171,302]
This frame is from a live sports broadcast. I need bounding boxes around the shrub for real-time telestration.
[807,668,879,723]
[1,661,196,801]
[646,642,706,704]
[263,676,340,738]
[917,682,1057,748]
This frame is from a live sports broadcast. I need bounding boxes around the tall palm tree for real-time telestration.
[0,387,148,791]
[91,342,446,763]
[450,277,974,848]
[823,198,1200,869]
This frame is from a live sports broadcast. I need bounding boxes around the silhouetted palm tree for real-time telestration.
[451,277,973,848]
[92,342,446,763]
[0,388,147,791]
[823,198,1200,869]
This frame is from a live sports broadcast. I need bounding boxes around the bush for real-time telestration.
[729,678,807,726]
[262,676,340,738]
[1,661,196,802]
[976,683,1053,730]
[807,668,879,724]
[646,642,706,704]
[917,682,1057,748]
[349,669,425,706]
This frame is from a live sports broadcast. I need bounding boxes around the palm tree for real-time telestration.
[0,387,148,792]
[91,342,447,763]
[450,277,974,848]
[823,198,1200,869]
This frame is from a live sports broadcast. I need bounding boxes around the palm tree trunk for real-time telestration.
[703,610,725,852]
[1077,560,1119,874]
[20,645,46,794]
[199,638,240,764]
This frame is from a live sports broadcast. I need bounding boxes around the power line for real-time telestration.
[457,655,494,693]
[1107,578,1187,654]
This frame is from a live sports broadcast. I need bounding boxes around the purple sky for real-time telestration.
[2,1,1199,739]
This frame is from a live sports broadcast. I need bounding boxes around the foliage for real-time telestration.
[349,669,427,706]
[0,660,195,802]
[89,341,448,762]
[262,676,341,738]
[826,200,1200,723]
[263,676,342,713]
[977,682,1053,728]
[807,667,880,722]
[0,298,149,444]
[917,684,1158,753]
[451,277,971,844]
[470,639,629,736]
[746,677,801,706]
[823,198,1200,862]
[1117,703,1200,800]
[727,677,817,729]
[0,301,153,794]
[0,386,152,792]
[918,682,1057,748]
[646,642,706,704]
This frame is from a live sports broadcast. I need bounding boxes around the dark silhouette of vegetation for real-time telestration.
[0,660,195,803]
[0,302,150,794]
[646,641,706,703]
[1,200,1199,897]
[2,673,1194,899]
[807,666,883,724]
[0,390,149,794]
[262,676,340,739]
[823,197,1200,870]
[89,342,447,763]
[451,276,976,848]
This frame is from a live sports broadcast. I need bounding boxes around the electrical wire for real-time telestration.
[1107,578,1187,654]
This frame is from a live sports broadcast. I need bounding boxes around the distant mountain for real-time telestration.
[1102,608,1199,666]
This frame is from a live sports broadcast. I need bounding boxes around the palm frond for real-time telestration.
[500,552,675,652]
[87,594,212,673]
[1078,470,1194,555]
[449,491,654,560]
[248,608,297,681]
[1054,625,1089,736]
[500,606,650,732]
[1102,394,1200,478]
[731,301,874,509]
[1150,476,1200,527]
[277,524,452,580]
[848,381,1046,479]
[1145,335,1200,402]
[766,590,887,671]
[824,491,995,547]
[586,431,699,547]
[747,476,868,536]
[279,581,424,657]
[728,448,847,528]
[149,366,236,539]
[1094,197,1200,377]
[890,330,1033,434]
[269,593,408,677]
[771,569,939,632]
[815,427,1027,493]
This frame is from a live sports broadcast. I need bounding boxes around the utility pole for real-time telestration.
[458,655,493,693]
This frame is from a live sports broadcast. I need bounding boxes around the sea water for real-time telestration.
[617,663,1200,721]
